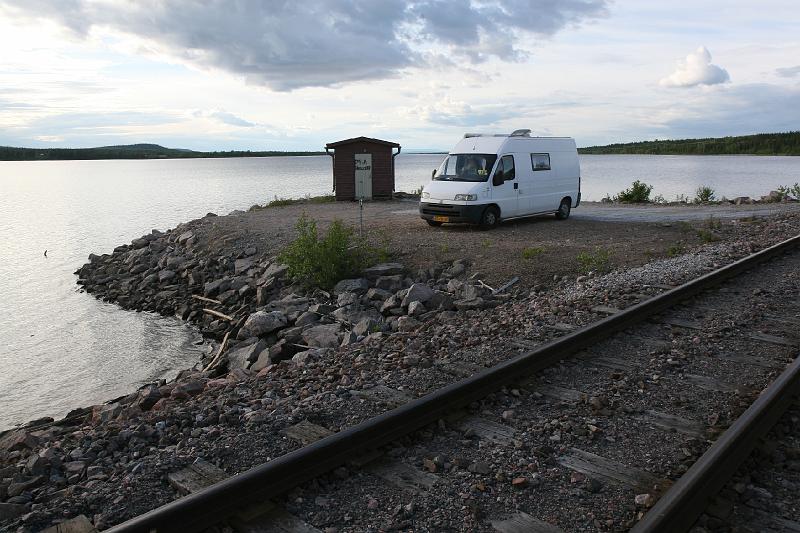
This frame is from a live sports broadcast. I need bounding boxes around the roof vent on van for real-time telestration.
[510,129,531,137]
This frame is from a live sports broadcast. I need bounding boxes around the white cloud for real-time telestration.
[660,46,730,88]
[775,65,800,78]
[0,0,609,91]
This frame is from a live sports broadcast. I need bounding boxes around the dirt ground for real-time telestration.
[195,199,799,289]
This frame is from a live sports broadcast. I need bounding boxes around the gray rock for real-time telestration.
[264,294,310,315]
[263,263,289,279]
[0,502,28,521]
[238,311,288,339]
[234,257,254,275]
[302,324,342,348]
[454,297,487,311]
[177,230,194,245]
[446,279,464,293]
[428,291,455,310]
[204,278,230,297]
[337,292,359,307]
[131,237,149,249]
[353,318,378,337]
[397,316,421,332]
[292,349,320,366]
[366,287,392,301]
[333,278,370,295]
[375,275,403,291]
[363,263,405,279]
[294,311,319,327]
[250,347,273,372]
[340,330,358,346]
[408,301,426,317]
[401,283,435,307]
[227,340,268,369]
[380,294,401,314]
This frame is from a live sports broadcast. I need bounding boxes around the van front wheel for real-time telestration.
[555,199,571,220]
[480,206,500,229]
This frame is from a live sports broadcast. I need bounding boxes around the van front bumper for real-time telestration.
[419,202,485,224]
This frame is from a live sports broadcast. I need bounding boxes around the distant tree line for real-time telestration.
[0,143,326,161]
[579,131,800,156]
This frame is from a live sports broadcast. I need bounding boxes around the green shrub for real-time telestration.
[696,229,720,243]
[777,183,800,200]
[706,215,722,230]
[279,214,375,289]
[521,246,545,260]
[694,186,716,203]
[577,248,611,274]
[667,242,686,257]
[615,180,654,203]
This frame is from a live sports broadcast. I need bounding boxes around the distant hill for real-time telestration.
[0,144,325,161]
[579,131,800,156]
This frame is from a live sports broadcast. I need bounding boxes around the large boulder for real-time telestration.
[401,283,435,308]
[333,278,369,295]
[302,324,342,348]
[237,311,288,339]
[363,263,405,279]
[227,340,268,369]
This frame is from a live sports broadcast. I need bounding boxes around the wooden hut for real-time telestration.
[325,137,401,201]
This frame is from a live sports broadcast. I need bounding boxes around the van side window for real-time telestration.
[500,155,515,180]
[531,153,551,171]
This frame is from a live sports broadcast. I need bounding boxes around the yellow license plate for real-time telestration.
[433,215,449,222]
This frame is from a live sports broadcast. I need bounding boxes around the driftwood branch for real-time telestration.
[492,276,519,294]
[193,294,222,305]
[202,330,231,372]
[203,308,233,321]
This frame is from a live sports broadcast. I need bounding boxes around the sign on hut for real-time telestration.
[325,137,401,201]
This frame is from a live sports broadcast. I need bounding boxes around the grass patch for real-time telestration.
[667,242,687,257]
[577,247,612,274]
[266,194,336,208]
[521,246,545,260]
[279,214,380,289]
[696,229,720,243]
[615,180,654,203]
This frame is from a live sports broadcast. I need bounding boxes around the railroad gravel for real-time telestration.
[1,211,799,532]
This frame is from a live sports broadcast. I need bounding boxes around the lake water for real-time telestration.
[1,153,799,429]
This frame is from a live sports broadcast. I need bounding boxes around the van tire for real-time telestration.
[555,199,571,220]
[426,219,443,227]
[480,206,500,229]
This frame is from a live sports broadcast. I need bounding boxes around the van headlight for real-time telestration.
[454,194,477,201]
[421,192,430,199]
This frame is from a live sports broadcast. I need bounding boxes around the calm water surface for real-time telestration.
[1,153,798,429]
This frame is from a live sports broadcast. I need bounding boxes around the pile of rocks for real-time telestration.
[75,220,504,375]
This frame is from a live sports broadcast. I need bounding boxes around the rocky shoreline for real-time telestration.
[1,208,799,531]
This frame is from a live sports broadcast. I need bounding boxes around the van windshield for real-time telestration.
[433,154,498,182]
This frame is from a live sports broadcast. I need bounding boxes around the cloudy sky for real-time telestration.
[0,0,798,150]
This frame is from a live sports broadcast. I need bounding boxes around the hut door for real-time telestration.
[354,153,372,199]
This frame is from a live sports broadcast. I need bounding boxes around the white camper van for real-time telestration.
[419,130,581,228]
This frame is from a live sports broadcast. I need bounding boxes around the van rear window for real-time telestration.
[531,153,551,171]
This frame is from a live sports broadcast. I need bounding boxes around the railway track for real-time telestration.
[103,235,800,533]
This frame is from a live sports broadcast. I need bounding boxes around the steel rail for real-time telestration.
[108,234,800,533]
[631,354,800,532]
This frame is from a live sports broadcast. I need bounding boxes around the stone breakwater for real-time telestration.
[74,214,505,376]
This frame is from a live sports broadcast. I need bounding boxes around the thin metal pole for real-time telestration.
[359,197,363,238]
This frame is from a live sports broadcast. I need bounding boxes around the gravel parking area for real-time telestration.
[199,200,800,289]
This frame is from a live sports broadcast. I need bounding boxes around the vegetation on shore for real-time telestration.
[579,131,800,156]
[0,143,325,161]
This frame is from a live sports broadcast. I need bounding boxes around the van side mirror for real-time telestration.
[431,169,436,179]
[492,170,504,186]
